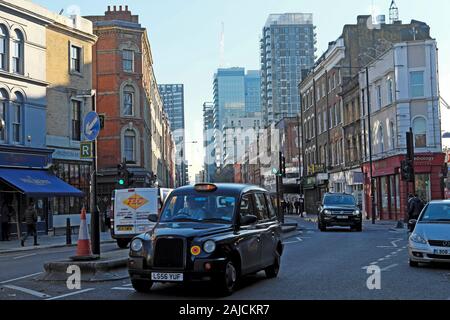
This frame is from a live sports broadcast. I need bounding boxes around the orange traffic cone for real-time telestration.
[71,207,96,260]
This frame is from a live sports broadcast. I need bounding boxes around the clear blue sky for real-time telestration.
[33,0,450,180]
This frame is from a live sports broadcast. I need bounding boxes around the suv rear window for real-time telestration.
[324,194,356,206]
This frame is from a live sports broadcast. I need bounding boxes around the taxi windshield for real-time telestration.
[160,192,237,224]
[324,195,356,206]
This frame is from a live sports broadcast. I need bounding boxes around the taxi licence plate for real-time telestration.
[151,272,183,282]
[433,249,450,256]
[337,216,348,219]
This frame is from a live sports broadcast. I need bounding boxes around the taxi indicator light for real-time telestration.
[191,245,201,256]
[194,184,217,192]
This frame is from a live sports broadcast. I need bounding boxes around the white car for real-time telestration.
[408,200,450,267]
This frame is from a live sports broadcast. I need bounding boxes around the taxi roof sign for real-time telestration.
[194,183,217,192]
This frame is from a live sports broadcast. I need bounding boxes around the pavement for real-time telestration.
[0,230,115,254]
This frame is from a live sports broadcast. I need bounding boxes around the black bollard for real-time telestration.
[66,218,72,245]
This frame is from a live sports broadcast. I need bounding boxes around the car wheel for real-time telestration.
[356,223,363,232]
[117,239,129,249]
[217,260,238,296]
[265,252,280,279]
[409,259,419,268]
[319,221,326,232]
[131,279,153,293]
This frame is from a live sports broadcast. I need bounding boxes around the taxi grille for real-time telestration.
[428,240,450,247]
[153,238,185,269]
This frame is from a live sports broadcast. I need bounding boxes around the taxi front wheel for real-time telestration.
[216,260,238,296]
[265,252,280,278]
[131,279,153,293]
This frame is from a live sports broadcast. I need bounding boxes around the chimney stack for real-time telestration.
[119,5,122,11]
[113,5,116,11]
[107,5,110,11]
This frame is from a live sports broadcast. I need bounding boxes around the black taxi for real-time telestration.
[127,183,283,295]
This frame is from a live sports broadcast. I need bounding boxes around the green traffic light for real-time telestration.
[119,179,125,185]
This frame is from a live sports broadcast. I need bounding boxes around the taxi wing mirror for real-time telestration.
[241,215,257,226]
[148,214,158,223]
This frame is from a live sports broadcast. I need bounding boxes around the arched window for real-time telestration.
[0,25,8,71]
[12,91,23,143]
[0,89,8,141]
[413,117,427,148]
[390,122,395,150]
[123,85,134,116]
[378,125,384,154]
[124,129,136,163]
[12,30,24,74]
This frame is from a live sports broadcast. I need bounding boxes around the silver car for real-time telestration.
[408,200,450,267]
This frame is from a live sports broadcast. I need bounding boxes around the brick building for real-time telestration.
[85,6,175,205]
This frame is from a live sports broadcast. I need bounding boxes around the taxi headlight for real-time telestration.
[324,210,332,215]
[131,239,143,252]
[353,210,361,216]
[203,240,216,254]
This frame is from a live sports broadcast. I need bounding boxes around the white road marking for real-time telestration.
[45,288,95,300]
[111,287,135,291]
[377,239,403,248]
[2,285,51,298]
[0,272,43,284]
[378,258,385,262]
[13,253,37,260]
[385,255,392,258]
[370,262,378,265]
[296,237,303,242]
[123,283,132,287]
[381,264,399,271]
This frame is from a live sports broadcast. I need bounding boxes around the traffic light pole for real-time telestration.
[366,67,376,225]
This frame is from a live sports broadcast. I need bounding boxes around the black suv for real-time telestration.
[128,183,283,296]
[318,193,362,232]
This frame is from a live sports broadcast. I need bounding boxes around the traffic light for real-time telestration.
[401,159,414,182]
[279,152,286,178]
[117,162,129,187]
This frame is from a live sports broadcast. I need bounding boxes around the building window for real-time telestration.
[387,78,394,104]
[376,85,382,109]
[71,100,81,141]
[12,30,24,74]
[390,122,395,150]
[70,45,81,73]
[410,71,424,97]
[413,117,427,148]
[0,25,8,71]
[0,89,7,141]
[12,92,23,143]
[123,85,135,116]
[378,125,384,153]
[124,129,136,163]
[123,50,134,72]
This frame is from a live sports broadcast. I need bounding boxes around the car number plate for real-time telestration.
[151,272,183,282]
[433,249,450,256]
[337,216,348,219]
[117,226,133,231]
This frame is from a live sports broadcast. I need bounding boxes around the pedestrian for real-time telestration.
[21,200,39,247]
[287,201,293,215]
[294,199,301,215]
[1,200,13,241]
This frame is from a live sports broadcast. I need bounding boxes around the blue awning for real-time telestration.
[0,168,84,197]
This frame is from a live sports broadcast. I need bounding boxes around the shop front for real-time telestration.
[0,146,84,240]
[362,153,445,221]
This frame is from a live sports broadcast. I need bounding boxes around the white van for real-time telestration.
[111,188,159,248]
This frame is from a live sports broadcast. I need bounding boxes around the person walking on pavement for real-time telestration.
[21,200,39,247]
[294,199,300,216]
[1,200,13,241]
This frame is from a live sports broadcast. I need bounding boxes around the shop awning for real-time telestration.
[0,168,84,197]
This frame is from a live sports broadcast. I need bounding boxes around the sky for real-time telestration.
[33,0,450,182]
